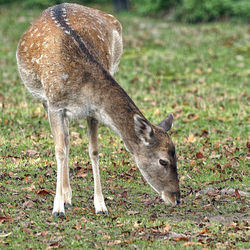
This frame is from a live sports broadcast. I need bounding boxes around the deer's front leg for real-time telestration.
[49,109,71,217]
[87,117,108,215]
[63,118,72,209]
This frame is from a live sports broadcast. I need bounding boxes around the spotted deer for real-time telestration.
[16,3,180,217]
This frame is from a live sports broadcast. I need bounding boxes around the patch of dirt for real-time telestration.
[208,213,249,224]
[197,187,250,198]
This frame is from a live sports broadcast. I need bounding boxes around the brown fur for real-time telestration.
[17,3,180,216]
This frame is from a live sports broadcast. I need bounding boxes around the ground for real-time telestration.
[0,3,249,249]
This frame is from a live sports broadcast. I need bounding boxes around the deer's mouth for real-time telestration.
[161,191,180,206]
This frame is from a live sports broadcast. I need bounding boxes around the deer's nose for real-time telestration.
[175,191,181,205]
[176,198,180,205]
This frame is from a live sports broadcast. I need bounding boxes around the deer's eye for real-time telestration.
[159,159,169,168]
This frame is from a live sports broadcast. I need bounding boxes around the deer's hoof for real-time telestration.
[64,203,71,210]
[52,212,65,218]
[96,210,109,216]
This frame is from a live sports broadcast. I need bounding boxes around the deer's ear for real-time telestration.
[158,113,174,132]
[134,114,154,146]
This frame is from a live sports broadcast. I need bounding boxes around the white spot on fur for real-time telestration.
[97,35,104,42]
[35,55,43,64]
[61,72,69,81]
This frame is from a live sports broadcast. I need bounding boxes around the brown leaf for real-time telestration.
[127,210,139,215]
[107,240,121,246]
[200,228,209,234]
[73,224,81,230]
[76,168,88,178]
[189,114,200,121]
[36,188,55,196]
[22,176,32,184]
[38,175,44,183]
[196,152,204,159]
[26,149,39,157]
[23,227,30,235]
[47,241,61,249]
[102,235,111,240]
[222,41,233,47]
[121,191,127,198]
[22,183,36,192]
[173,237,189,242]
[186,134,196,143]
[0,216,12,223]
[22,200,35,209]
[235,189,241,199]
[41,231,48,237]
[182,242,202,247]
[162,224,171,234]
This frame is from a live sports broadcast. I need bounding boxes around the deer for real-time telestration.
[16,3,180,217]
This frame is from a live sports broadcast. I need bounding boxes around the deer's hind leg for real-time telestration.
[48,108,71,217]
[87,117,108,215]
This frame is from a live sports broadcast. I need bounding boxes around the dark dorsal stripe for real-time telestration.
[51,4,100,69]
[51,3,142,115]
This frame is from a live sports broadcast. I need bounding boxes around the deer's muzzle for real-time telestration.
[161,190,180,206]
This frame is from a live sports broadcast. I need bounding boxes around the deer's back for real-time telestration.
[16,3,122,104]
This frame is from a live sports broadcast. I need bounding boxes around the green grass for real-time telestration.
[0,3,249,249]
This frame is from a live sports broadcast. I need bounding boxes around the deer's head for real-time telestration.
[133,113,180,206]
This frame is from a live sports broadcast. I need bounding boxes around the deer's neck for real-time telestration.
[92,75,143,154]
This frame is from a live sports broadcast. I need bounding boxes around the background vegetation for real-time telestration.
[0,0,250,22]
[0,1,249,249]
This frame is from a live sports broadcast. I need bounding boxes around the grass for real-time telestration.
[0,3,249,249]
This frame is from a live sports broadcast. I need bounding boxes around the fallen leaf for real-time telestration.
[186,134,196,143]
[187,114,200,121]
[71,131,80,138]
[0,232,12,237]
[73,224,81,230]
[0,216,13,223]
[38,175,44,183]
[22,200,35,208]
[173,237,189,242]
[127,210,139,215]
[47,241,61,249]
[23,227,30,235]
[22,176,32,184]
[107,240,121,246]
[200,228,209,234]
[235,189,241,199]
[154,108,160,116]
[162,224,171,234]
[26,149,39,157]
[22,183,36,192]
[76,168,88,178]
[102,235,111,240]
[36,188,55,196]
[182,242,202,247]
[41,231,48,237]
[196,152,204,159]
